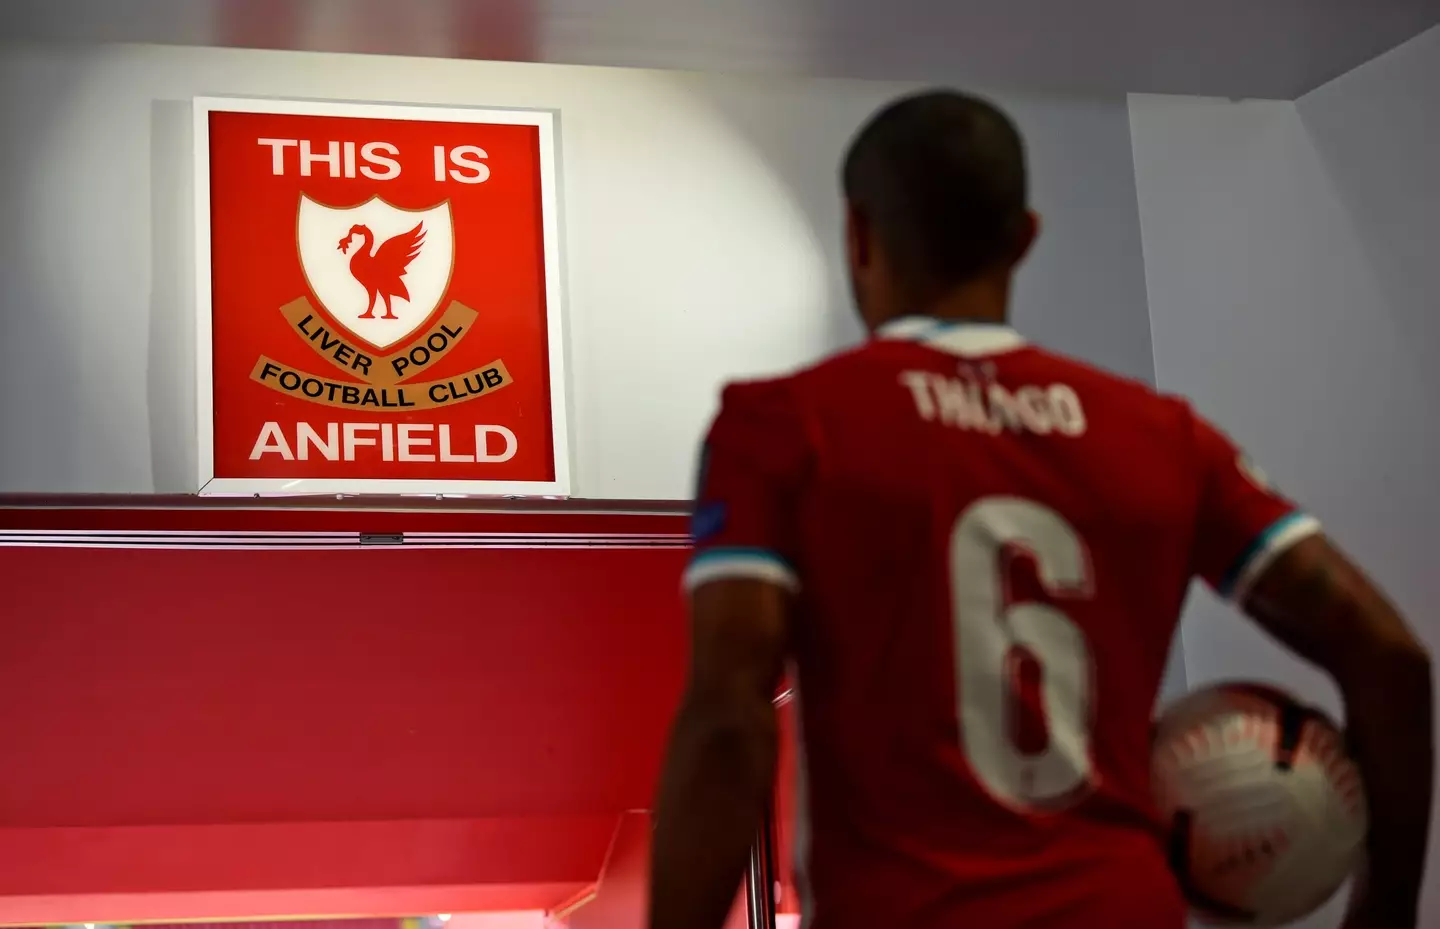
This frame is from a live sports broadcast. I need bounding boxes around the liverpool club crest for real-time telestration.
[197,95,567,497]
[247,195,512,414]
[298,195,454,351]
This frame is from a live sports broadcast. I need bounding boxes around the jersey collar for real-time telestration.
[876,316,1027,358]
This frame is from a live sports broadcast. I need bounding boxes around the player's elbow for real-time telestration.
[1385,635,1432,686]
[672,689,779,789]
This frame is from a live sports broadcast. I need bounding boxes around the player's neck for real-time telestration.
[911,275,1011,327]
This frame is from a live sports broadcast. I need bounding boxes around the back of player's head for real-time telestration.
[842,90,1030,302]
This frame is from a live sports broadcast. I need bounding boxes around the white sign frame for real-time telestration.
[193,96,571,498]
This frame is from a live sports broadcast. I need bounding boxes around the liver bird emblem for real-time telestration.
[337,222,426,320]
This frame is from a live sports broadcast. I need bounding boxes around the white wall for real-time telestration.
[0,43,1152,499]
[1129,93,1414,697]
[1130,28,1440,923]
[1299,25,1440,372]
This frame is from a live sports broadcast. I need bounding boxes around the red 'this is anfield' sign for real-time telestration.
[194,97,570,496]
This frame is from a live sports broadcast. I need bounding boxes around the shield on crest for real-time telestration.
[297,194,455,351]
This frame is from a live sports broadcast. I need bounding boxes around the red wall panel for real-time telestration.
[0,545,687,827]
[0,539,690,921]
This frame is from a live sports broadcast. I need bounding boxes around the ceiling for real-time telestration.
[2,0,1439,99]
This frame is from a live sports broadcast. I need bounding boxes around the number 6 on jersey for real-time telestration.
[951,497,1097,812]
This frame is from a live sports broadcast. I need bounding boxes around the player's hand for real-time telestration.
[1340,858,1420,929]
[1340,914,1416,929]
[1340,892,1418,929]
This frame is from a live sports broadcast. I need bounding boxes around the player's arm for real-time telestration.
[648,382,808,929]
[1190,411,1433,928]
[650,579,790,929]
[1245,538,1432,928]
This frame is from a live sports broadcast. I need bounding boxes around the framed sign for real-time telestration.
[194,97,569,497]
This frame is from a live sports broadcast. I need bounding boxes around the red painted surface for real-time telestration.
[1,546,687,825]
[565,814,649,929]
[0,540,690,922]
[148,920,403,929]
[0,818,605,924]
[559,709,804,928]
[565,814,747,929]
[0,510,803,926]
[1,885,577,926]
[0,506,687,536]
[0,819,614,895]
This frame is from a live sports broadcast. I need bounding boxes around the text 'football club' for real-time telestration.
[257,138,492,183]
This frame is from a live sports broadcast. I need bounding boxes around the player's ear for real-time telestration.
[1011,210,1041,265]
[845,202,872,272]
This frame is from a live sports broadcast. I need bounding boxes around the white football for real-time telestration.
[1151,683,1368,926]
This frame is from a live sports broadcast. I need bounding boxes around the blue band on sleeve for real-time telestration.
[1218,511,1322,599]
[685,546,800,593]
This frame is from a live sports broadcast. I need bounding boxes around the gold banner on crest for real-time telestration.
[249,297,511,412]
[249,356,514,412]
[277,298,482,386]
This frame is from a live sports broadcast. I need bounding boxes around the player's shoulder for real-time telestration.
[1023,344,1156,394]
[712,340,879,414]
[711,370,808,423]
[1025,345,1197,429]
[706,343,897,459]
[771,338,922,400]
[702,370,819,485]
[704,369,819,461]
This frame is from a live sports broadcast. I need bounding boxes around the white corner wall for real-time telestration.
[1130,25,1440,926]
[0,43,1151,500]
[1298,24,1440,375]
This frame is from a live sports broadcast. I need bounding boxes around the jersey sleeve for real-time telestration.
[1189,408,1322,603]
[683,378,813,594]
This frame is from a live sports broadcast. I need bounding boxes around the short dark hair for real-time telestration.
[842,90,1029,297]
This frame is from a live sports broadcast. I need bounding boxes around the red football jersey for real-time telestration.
[685,317,1320,929]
